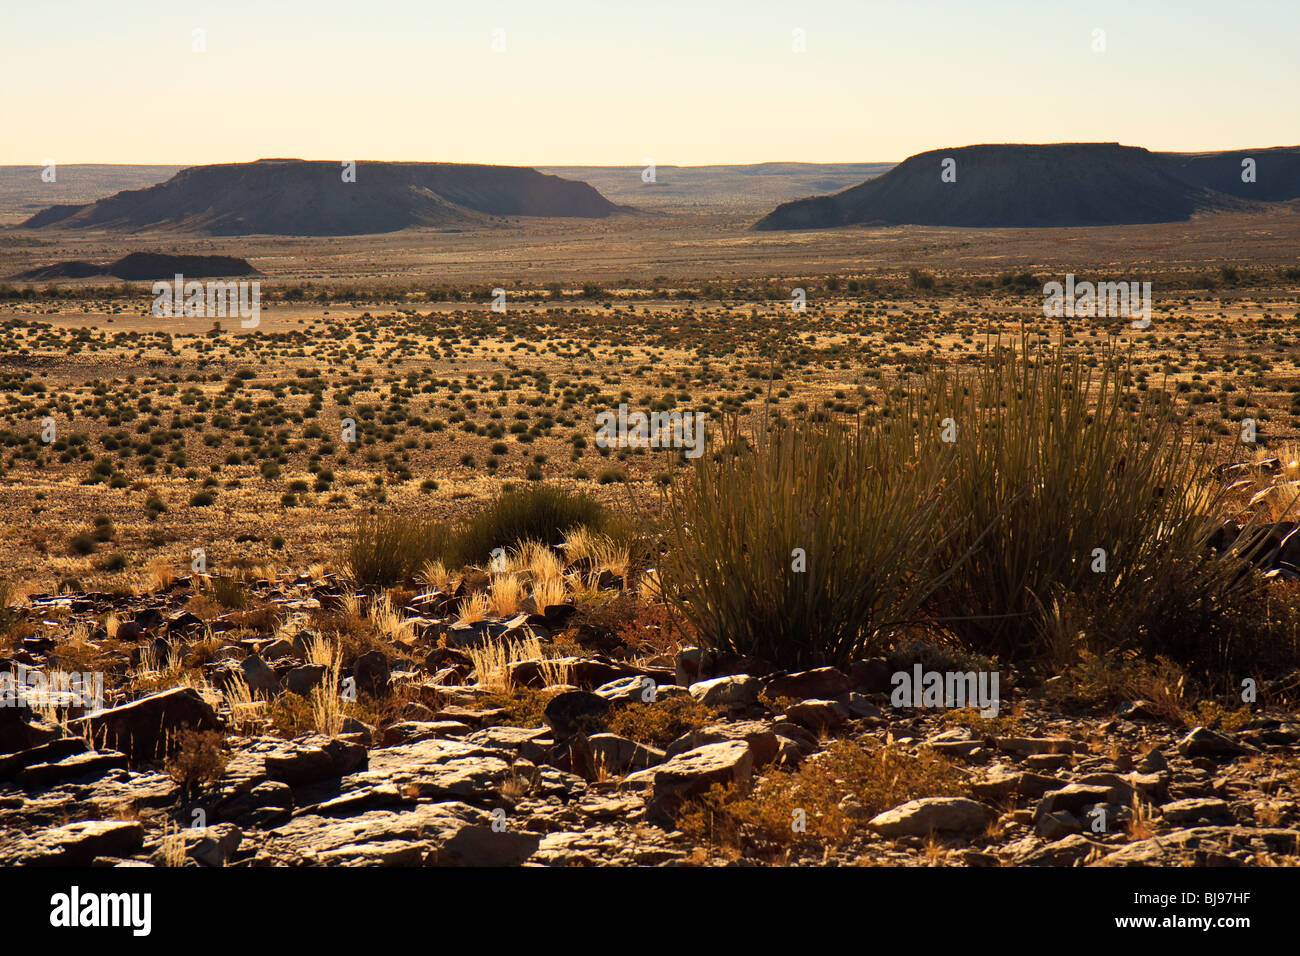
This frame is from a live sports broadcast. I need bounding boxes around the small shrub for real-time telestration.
[165,729,229,793]
[211,576,248,610]
[677,740,964,857]
[908,268,936,291]
[886,638,999,679]
[448,484,606,568]
[343,514,451,587]
[100,552,129,573]
[606,696,719,748]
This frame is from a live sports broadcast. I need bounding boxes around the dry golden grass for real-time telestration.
[221,672,264,734]
[420,559,453,591]
[468,635,536,692]
[304,633,338,669]
[466,634,572,692]
[454,591,491,626]
[488,573,524,616]
[48,621,103,672]
[4,268,1299,599]
[1127,795,1158,842]
[125,639,189,696]
[142,559,176,594]
[593,538,631,579]
[368,592,411,643]
[561,527,599,564]
[158,823,187,868]
[310,653,344,737]
[564,530,630,578]
[637,567,663,602]
[513,539,564,581]
[564,570,600,604]
[531,572,568,611]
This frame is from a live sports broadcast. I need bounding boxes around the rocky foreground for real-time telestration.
[2,573,1298,867]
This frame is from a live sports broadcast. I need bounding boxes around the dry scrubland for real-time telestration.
[3,260,1300,867]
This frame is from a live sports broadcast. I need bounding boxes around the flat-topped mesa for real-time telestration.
[21,159,628,236]
[13,252,257,281]
[755,142,1300,230]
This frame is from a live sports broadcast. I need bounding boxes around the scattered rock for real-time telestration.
[181,824,243,867]
[1161,797,1232,826]
[585,733,666,774]
[511,657,671,691]
[261,639,296,661]
[8,820,145,866]
[433,825,542,866]
[0,708,61,755]
[0,738,89,780]
[353,651,391,698]
[238,654,281,695]
[783,699,849,732]
[689,675,759,708]
[643,740,754,821]
[1177,727,1257,759]
[848,657,894,693]
[763,667,851,701]
[868,797,997,838]
[995,736,1081,756]
[1035,810,1082,840]
[285,664,328,697]
[70,687,221,762]
[15,749,128,789]
[1093,826,1300,867]
[1035,784,1116,820]
[1013,833,1105,866]
[594,675,659,704]
[665,721,780,767]
[971,769,1062,801]
[265,736,368,787]
[543,690,610,739]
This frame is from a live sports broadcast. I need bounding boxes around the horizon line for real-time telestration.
[6,142,1300,170]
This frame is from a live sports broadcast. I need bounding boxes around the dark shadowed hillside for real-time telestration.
[0,165,179,227]
[1171,146,1300,202]
[755,143,1299,230]
[14,252,257,280]
[21,159,627,236]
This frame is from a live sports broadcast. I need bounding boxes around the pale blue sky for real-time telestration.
[2,0,1296,164]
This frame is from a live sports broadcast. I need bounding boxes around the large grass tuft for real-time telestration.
[661,336,1283,674]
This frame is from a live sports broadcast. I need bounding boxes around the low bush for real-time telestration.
[165,729,230,794]
[447,484,606,568]
[677,740,965,858]
[343,514,451,587]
